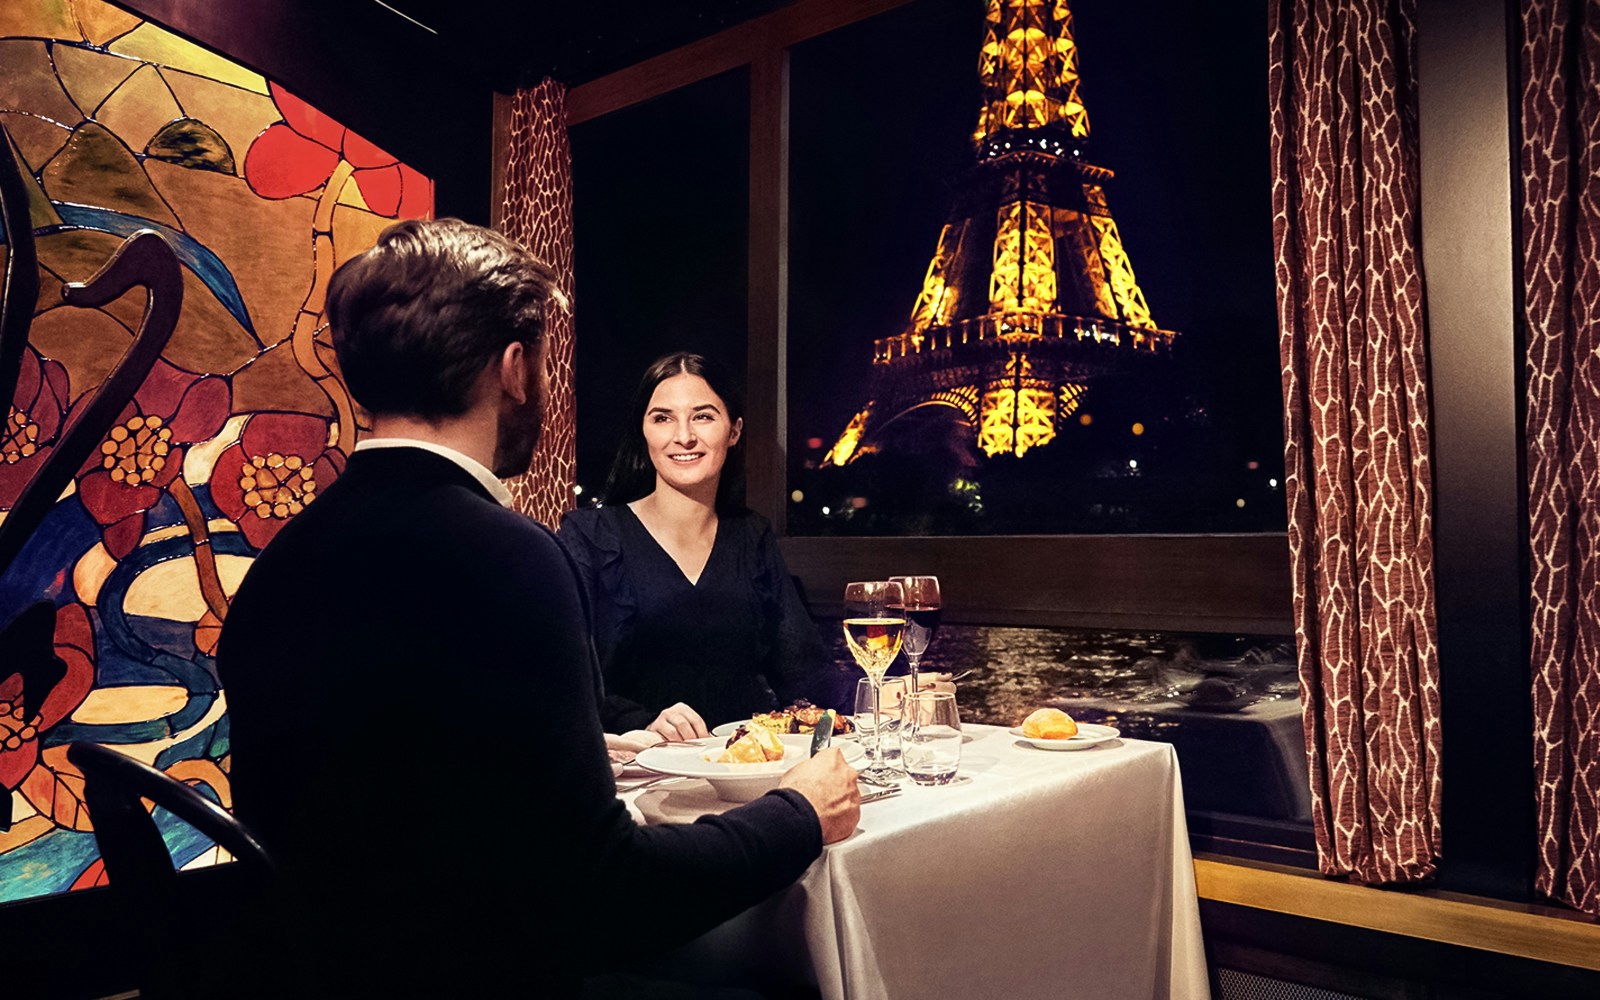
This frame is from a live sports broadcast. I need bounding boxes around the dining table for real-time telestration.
[617,722,1210,999]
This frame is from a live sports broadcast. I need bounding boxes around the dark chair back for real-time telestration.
[68,741,278,999]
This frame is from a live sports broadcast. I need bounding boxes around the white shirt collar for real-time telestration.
[353,438,515,507]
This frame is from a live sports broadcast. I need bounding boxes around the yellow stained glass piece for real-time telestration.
[336,179,372,212]
[95,62,183,152]
[70,685,190,726]
[109,22,268,95]
[0,40,84,126]
[122,553,255,621]
[0,1,79,42]
[332,202,398,267]
[3,123,67,228]
[0,112,71,180]
[72,541,117,607]
[52,41,139,117]
[74,0,142,46]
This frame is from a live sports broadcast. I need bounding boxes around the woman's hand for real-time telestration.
[916,672,958,696]
[647,702,709,741]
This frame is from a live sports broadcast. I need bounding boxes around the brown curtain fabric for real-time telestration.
[1520,0,1600,917]
[499,79,578,527]
[1269,0,1442,884]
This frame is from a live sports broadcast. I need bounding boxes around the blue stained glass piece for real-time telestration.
[37,204,258,341]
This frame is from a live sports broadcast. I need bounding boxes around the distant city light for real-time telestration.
[1236,498,1247,508]
[822,506,831,515]
[850,496,868,509]
[1079,413,1093,426]
[791,489,805,503]
[1247,460,1260,470]
[1128,459,1138,470]
[573,484,583,496]
[806,437,824,450]
[1269,478,1279,488]
[1131,422,1145,436]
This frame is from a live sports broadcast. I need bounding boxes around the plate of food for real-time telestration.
[1008,708,1120,751]
[634,729,864,801]
[712,700,854,738]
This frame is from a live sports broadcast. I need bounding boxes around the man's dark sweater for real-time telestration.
[218,447,821,995]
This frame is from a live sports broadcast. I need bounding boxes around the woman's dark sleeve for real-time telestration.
[755,521,850,712]
[558,511,655,732]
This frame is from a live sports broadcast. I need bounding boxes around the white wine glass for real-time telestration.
[887,575,941,692]
[842,580,905,783]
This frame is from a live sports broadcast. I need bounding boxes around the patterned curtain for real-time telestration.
[1269,0,1442,884]
[498,79,578,527]
[1520,0,1600,918]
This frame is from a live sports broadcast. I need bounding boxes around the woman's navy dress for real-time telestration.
[559,504,849,732]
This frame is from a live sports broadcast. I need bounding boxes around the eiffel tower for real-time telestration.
[823,0,1177,466]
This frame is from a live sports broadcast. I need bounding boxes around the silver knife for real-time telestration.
[860,785,902,804]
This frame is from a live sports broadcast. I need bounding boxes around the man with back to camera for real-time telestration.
[217,218,860,998]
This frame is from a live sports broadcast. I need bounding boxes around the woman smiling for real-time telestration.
[559,352,845,740]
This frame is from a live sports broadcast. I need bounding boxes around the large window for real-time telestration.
[566,0,1300,853]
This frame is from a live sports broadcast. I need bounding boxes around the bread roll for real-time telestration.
[1022,707,1078,740]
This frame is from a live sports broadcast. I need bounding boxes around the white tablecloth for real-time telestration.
[621,724,1209,999]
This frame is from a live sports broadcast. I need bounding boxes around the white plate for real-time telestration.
[634,734,864,801]
[1007,722,1121,751]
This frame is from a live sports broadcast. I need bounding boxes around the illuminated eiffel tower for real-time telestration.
[824,0,1177,465]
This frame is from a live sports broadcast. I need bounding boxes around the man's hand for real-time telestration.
[604,732,655,762]
[779,748,860,844]
[647,702,709,741]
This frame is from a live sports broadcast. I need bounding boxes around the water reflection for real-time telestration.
[821,623,1310,827]
[823,624,1298,727]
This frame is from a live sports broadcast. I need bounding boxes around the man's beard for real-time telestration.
[492,398,542,479]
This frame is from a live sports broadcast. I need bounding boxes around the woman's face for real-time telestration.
[642,373,742,496]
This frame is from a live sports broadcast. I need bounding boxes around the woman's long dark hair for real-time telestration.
[602,351,746,512]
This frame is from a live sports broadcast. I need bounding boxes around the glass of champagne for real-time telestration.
[888,575,941,692]
[842,580,905,783]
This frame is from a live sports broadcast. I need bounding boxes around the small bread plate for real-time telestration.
[1007,723,1121,751]
[634,734,864,802]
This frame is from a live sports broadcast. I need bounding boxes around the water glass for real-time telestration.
[901,690,960,785]
[854,676,908,763]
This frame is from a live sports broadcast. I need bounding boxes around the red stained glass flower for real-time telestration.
[243,82,432,218]
[77,360,232,559]
[0,603,95,793]
[208,412,345,551]
[0,347,70,510]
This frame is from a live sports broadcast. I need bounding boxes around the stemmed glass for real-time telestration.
[888,576,941,692]
[842,580,906,784]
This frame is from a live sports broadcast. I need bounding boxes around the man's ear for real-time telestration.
[499,341,529,404]
[729,416,743,447]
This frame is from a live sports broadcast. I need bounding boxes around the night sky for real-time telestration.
[571,1,1283,533]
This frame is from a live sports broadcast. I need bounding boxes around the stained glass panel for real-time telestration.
[0,0,433,904]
